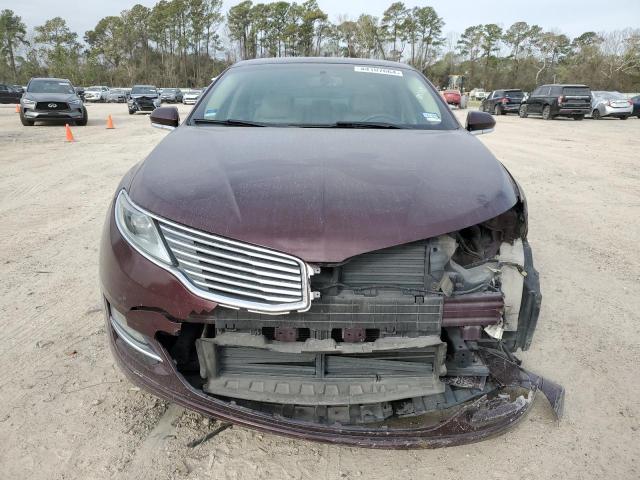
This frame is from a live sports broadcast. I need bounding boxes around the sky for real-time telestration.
[3,0,639,40]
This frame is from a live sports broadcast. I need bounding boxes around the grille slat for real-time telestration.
[175,257,302,287]
[191,279,302,303]
[161,224,298,266]
[170,248,302,282]
[162,229,301,274]
[183,268,302,297]
[157,220,308,311]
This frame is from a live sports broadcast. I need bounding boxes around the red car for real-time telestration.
[442,89,463,107]
[100,58,562,448]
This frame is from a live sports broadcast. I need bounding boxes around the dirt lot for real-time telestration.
[0,102,639,480]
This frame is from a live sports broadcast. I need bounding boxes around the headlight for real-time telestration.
[22,98,35,106]
[69,98,82,105]
[114,191,172,264]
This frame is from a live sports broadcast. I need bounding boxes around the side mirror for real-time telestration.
[150,106,180,130]
[465,111,495,136]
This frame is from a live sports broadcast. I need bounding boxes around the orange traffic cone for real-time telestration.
[15,104,20,113]
[106,115,115,129]
[65,124,75,142]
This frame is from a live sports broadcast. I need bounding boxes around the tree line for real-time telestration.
[1,1,638,91]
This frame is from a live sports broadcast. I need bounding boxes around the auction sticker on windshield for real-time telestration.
[354,66,403,77]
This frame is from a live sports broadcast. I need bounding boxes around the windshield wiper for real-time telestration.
[331,121,403,129]
[192,118,266,127]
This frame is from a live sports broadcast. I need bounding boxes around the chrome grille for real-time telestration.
[158,221,309,313]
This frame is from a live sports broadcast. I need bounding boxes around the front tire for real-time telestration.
[128,109,135,115]
[519,104,528,118]
[572,114,584,121]
[542,105,554,120]
[75,107,88,126]
[592,109,601,120]
[620,116,628,120]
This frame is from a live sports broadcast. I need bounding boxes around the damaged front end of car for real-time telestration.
[102,191,564,448]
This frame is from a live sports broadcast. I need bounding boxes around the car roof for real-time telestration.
[30,77,72,82]
[232,56,418,71]
[539,84,588,87]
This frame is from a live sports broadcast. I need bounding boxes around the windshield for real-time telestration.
[28,79,75,95]
[131,86,157,95]
[192,63,456,129]
[87,86,102,91]
[563,87,590,96]
[110,89,125,94]
[163,89,177,93]
[593,91,625,100]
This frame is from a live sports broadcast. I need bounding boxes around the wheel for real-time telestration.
[592,109,601,120]
[20,113,34,126]
[518,104,528,118]
[75,107,88,126]
[128,109,135,115]
[620,116,628,120]
[572,114,584,121]
[542,105,554,120]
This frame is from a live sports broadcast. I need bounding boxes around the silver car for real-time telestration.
[590,91,633,120]
[84,85,110,102]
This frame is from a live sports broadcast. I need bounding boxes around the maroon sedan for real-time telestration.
[100,58,563,448]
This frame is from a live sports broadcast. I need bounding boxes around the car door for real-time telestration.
[481,91,493,112]
[528,87,544,114]
[0,84,10,103]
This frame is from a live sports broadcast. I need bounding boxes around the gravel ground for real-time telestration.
[0,103,638,480]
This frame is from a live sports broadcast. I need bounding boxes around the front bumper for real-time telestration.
[100,203,564,448]
[23,108,83,119]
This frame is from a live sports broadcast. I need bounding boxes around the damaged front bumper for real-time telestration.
[108,309,563,448]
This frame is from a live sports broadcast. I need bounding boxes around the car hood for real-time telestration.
[24,92,78,102]
[129,126,517,263]
[130,93,158,99]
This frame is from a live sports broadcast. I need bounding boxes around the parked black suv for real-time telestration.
[481,89,524,115]
[0,83,23,103]
[20,77,87,126]
[519,84,591,120]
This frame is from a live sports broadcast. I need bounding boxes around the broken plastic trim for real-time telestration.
[112,326,564,448]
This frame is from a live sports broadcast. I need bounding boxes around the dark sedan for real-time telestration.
[481,89,525,115]
[100,58,563,448]
[20,77,87,126]
[0,83,23,103]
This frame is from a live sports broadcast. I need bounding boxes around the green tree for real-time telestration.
[0,9,29,82]
[34,17,82,80]
[382,2,408,60]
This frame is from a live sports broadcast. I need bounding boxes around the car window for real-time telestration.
[504,90,524,98]
[494,90,503,98]
[193,63,457,129]
[131,86,157,94]
[563,86,591,96]
[0,84,8,92]
[28,79,75,94]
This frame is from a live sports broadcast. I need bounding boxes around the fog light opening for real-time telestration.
[110,307,162,362]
